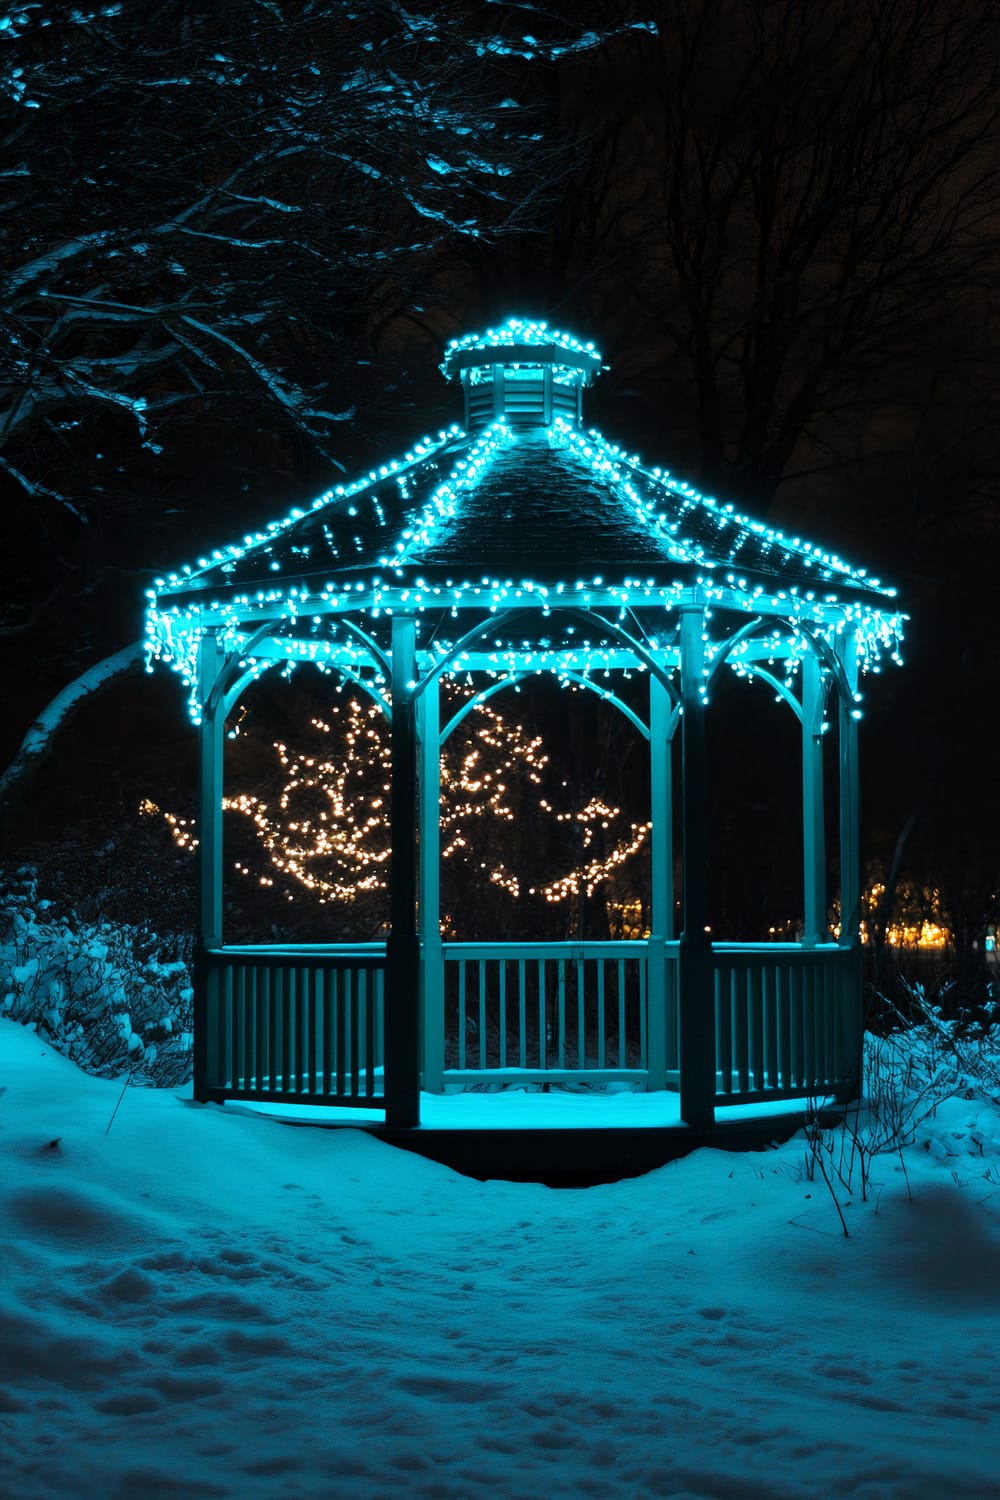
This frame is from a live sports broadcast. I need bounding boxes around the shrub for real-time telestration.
[803,982,999,1232]
[0,867,193,1085]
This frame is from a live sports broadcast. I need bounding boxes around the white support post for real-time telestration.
[837,634,862,947]
[418,676,444,1091]
[678,608,715,1128]
[385,617,421,1128]
[647,673,677,1090]
[836,632,865,1104]
[195,629,225,1101]
[198,647,225,950]
[801,651,827,947]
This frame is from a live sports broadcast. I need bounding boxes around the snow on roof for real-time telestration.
[145,323,905,717]
[151,418,896,607]
[440,316,602,379]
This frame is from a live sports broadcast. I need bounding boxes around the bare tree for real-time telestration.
[0,0,652,809]
[547,0,1000,507]
[1,3,575,516]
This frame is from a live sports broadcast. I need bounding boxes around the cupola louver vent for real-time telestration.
[440,318,602,432]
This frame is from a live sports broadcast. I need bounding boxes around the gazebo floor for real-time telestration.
[222,1090,842,1186]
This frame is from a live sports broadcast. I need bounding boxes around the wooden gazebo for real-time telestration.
[146,318,904,1155]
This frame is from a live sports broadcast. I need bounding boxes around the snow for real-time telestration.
[3,1016,1000,1499]
[235,1086,823,1131]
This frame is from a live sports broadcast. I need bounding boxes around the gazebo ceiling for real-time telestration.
[146,319,904,714]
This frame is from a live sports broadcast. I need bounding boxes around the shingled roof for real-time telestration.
[147,320,903,708]
[152,418,894,607]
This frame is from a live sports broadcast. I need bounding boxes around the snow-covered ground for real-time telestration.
[3,1017,999,1500]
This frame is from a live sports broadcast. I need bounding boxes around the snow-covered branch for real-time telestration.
[1,0,615,523]
[0,642,145,833]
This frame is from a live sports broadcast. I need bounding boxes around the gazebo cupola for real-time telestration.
[441,318,602,431]
[145,316,906,1160]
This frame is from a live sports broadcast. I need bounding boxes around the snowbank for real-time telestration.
[2,1018,999,1498]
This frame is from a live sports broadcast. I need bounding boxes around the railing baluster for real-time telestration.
[815,960,826,1086]
[716,964,732,1095]
[518,958,527,1068]
[736,965,750,1094]
[458,959,467,1070]
[780,964,789,1090]
[792,962,805,1088]
[322,967,333,1093]
[376,968,384,1071]
[478,958,487,1070]
[350,968,360,1095]
[577,956,585,1068]
[233,962,245,1090]
[818,959,828,1087]
[814,960,824,1088]
[827,954,839,1086]
[291,965,302,1092]
[557,958,566,1069]
[538,957,546,1069]
[304,966,314,1094]
[805,961,817,1089]
[499,959,507,1069]
[336,968,347,1097]
[617,957,627,1069]
[283,965,293,1092]
[365,969,376,1097]
[357,968,365,1080]
[269,966,282,1092]
[219,961,232,1090]
[665,950,679,1074]
[247,964,257,1091]
[597,960,606,1070]
[256,965,269,1091]
[266,965,276,1092]
[750,962,764,1092]
[306,966,318,1094]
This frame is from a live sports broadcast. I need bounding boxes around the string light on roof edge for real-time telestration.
[144,318,906,726]
[148,423,463,596]
[440,317,601,374]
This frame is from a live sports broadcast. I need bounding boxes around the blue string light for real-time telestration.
[146,321,905,723]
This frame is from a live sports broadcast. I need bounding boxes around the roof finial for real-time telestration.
[441,317,602,431]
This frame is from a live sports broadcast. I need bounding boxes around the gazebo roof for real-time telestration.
[152,420,894,605]
[146,319,904,713]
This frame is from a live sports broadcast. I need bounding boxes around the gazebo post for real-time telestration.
[418,676,444,1091]
[385,616,421,1127]
[837,636,862,945]
[836,633,864,1100]
[647,673,676,1090]
[678,607,715,1128]
[801,650,827,946]
[194,628,224,1103]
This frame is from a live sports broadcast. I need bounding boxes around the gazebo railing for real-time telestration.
[199,944,386,1105]
[195,939,861,1110]
[712,943,862,1104]
[441,941,649,1084]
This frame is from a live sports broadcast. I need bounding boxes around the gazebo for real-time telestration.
[146,318,904,1158]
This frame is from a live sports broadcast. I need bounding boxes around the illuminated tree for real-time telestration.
[144,686,651,941]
